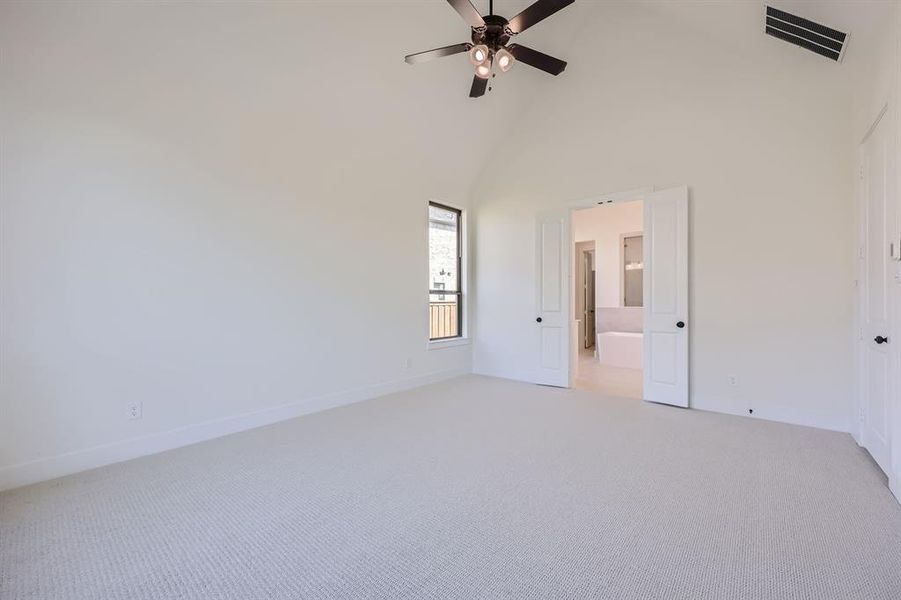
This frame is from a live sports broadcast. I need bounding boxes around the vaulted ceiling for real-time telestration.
[2,0,894,203]
[3,1,586,204]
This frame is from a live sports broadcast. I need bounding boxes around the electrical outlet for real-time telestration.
[127,401,143,420]
[402,358,412,369]
[728,375,738,387]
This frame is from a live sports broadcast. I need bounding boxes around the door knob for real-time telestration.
[875,335,888,344]
[536,317,543,323]
[676,321,685,328]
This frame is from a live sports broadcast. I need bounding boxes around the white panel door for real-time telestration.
[534,211,570,387]
[643,187,689,407]
[860,114,892,475]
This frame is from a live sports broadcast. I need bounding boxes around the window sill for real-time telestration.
[427,337,471,350]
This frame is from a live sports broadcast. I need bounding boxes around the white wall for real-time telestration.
[573,202,643,309]
[2,0,895,491]
[0,1,535,490]
[472,2,857,432]
[850,2,901,499]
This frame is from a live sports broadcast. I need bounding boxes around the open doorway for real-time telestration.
[571,201,644,398]
[534,186,687,407]
[575,241,596,351]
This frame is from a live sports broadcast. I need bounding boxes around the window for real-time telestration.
[429,202,462,340]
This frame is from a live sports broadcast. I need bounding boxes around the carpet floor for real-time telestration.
[2,375,901,599]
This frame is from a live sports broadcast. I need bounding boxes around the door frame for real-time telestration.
[540,184,690,404]
[578,243,596,350]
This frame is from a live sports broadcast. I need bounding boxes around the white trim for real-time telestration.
[568,186,654,211]
[428,337,471,350]
[691,401,850,434]
[854,144,867,446]
[0,367,467,492]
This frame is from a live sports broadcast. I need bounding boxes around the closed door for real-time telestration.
[860,113,892,475]
[643,187,689,407]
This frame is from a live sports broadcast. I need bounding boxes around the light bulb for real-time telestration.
[475,60,491,79]
[468,44,490,66]
[496,48,514,72]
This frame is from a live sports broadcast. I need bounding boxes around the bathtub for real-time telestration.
[596,332,643,370]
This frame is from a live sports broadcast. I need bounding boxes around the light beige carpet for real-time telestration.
[2,375,901,599]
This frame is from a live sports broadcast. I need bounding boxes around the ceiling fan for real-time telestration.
[404,0,574,98]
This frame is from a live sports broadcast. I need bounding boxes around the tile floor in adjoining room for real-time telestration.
[574,346,643,399]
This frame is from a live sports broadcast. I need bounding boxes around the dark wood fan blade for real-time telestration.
[469,75,488,98]
[507,0,574,34]
[405,43,471,65]
[447,0,485,28]
[508,44,567,75]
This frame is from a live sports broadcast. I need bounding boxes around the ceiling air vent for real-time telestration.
[765,6,848,62]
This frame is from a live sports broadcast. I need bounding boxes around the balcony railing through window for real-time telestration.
[429,297,459,340]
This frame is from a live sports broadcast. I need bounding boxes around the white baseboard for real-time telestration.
[476,371,853,434]
[689,399,850,434]
[0,368,467,492]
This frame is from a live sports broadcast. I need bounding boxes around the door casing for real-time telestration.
[533,185,690,409]
[582,247,596,349]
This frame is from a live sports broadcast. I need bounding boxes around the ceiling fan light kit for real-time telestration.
[475,57,493,79]
[496,47,515,72]
[404,0,574,98]
[469,44,490,65]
